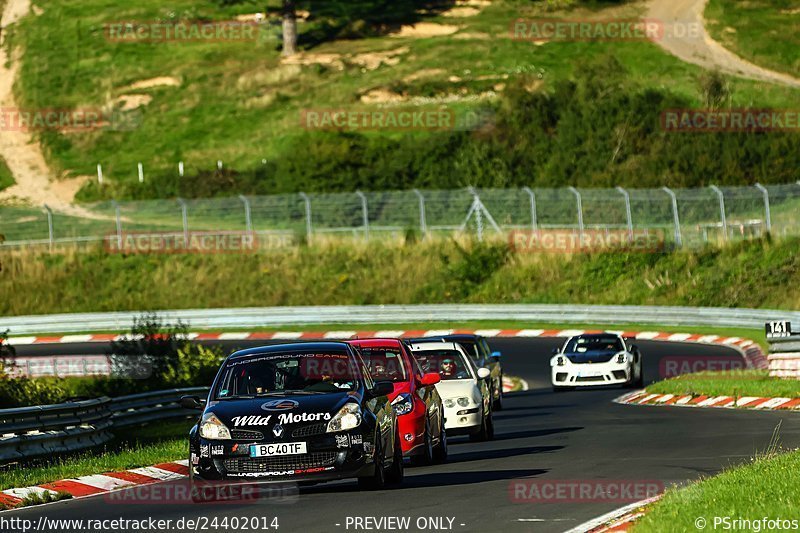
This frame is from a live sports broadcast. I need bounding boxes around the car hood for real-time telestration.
[206,392,358,429]
[565,351,617,364]
[434,379,476,399]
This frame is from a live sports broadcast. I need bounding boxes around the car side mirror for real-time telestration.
[180,395,205,410]
[490,351,502,361]
[418,372,441,387]
[629,344,638,352]
[369,381,394,399]
[477,367,491,380]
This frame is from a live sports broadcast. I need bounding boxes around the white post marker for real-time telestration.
[97,164,103,184]
[217,160,223,170]
[178,161,184,177]
[138,162,144,183]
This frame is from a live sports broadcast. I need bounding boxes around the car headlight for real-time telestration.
[199,413,231,440]
[444,398,455,408]
[327,403,362,433]
[616,353,626,364]
[391,393,414,416]
[457,397,470,407]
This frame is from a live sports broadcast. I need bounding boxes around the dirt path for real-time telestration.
[648,0,800,88]
[0,0,89,212]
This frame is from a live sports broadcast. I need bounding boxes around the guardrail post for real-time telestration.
[709,185,728,241]
[567,187,584,239]
[754,183,772,233]
[522,186,538,232]
[298,192,313,243]
[662,187,682,247]
[176,198,189,242]
[355,191,369,240]
[112,200,122,249]
[616,186,633,240]
[238,195,253,235]
[43,204,54,250]
[412,189,427,235]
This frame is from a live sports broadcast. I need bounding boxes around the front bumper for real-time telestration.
[551,362,632,387]
[442,405,481,435]
[191,429,375,482]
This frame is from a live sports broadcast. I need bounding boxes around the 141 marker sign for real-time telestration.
[766,321,792,339]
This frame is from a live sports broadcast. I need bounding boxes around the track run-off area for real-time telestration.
[4,336,799,533]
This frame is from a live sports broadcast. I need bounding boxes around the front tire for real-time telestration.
[358,436,387,490]
[432,417,448,464]
[469,406,494,442]
[493,378,504,411]
[410,420,434,466]
[386,428,404,485]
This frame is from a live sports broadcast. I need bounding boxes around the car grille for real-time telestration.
[292,423,327,438]
[223,452,337,474]
[576,376,606,382]
[230,429,264,441]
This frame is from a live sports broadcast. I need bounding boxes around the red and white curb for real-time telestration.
[566,495,662,533]
[0,460,189,510]
[615,390,800,411]
[502,375,529,393]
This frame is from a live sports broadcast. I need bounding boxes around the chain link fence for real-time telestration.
[1,183,799,249]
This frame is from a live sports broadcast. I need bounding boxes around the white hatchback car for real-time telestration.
[550,333,643,391]
[408,342,494,441]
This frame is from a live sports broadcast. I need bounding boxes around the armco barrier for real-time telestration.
[2,304,800,335]
[768,335,800,379]
[0,387,208,462]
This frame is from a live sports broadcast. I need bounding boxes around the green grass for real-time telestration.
[0,156,13,193]
[0,420,192,492]
[647,370,800,399]
[706,0,800,78]
[10,0,800,199]
[2,236,799,315]
[635,445,800,532]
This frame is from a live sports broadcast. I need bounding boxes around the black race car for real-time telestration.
[181,341,404,489]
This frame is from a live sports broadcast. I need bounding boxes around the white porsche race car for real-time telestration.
[408,341,494,441]
[550,333,644,391]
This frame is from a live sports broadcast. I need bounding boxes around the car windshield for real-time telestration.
[565,336,623,354]
[455,340,480,359]
[359,347,408,382]
[411,349,472,380]
[215,351,359,398]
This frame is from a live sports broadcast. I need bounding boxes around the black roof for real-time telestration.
[228,341,352,360]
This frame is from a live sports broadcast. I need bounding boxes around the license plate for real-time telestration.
[250,442,307,458]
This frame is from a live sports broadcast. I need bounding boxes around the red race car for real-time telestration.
[349,338,447,465]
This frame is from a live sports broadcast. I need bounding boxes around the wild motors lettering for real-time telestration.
[231,415,272,426]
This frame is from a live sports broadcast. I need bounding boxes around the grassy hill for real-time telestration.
[9,0,800,201]
[2,236,799,316]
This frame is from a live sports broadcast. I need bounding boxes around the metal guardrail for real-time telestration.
[2,305,800,336]
[0,387,208,462]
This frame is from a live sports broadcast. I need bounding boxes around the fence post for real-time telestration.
[112,200,122,249]
[709,185,728,241]
[43,204,54,249]
[355,191,369,240]
[754,183,772,233]
[176,198,189,242]
[662,187,682,247]
[137,162,144,183]
[567,187,584,239]
[178,161,184,177]
[238,195,253,235]
[96,164,103,185]
[412,189,427,235]
[522,186,538,232]
[616,186,633,240]
[298,192,313,243]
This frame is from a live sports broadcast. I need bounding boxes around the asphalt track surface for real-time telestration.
[7,338,800,533]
